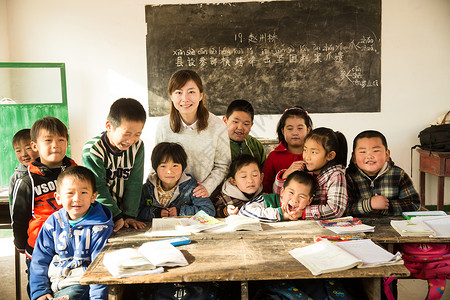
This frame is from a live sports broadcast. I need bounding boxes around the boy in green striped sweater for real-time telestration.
[82,98,147,232]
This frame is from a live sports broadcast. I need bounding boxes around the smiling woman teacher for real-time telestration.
[155,69,231,198]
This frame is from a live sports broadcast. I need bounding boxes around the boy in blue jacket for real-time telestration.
[137,142,215,221]
[30,166,114,300]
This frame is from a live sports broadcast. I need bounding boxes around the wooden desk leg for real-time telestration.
[438,176,444,211]
[241,281,249,300]
[362,278,381,300]
[15,250,21,300]
[108,285,123,300]
[420,171,426,208]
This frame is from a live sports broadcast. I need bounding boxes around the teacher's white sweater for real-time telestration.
[155,112,231,195]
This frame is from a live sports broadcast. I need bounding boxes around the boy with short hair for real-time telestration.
[345,130,420,216]
[82,98,147,232]
[215,154,264,217]
[12,117,76,259]
[238,171,316,222]
[9,128,39,206]
[223,99,266,168]
[30,166,114,300]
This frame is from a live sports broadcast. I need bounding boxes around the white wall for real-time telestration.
[2,0,450,205]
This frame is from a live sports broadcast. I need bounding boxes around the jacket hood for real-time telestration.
[221,178,263,201]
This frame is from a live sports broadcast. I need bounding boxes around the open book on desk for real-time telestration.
[289,239,403,276]
[176,210,226,233]
[317,216,374,234]
[391,215,450,238]
[146,217,192,237]
[146,212,262,236]
[213,215,262,232]
[103,240,188,278]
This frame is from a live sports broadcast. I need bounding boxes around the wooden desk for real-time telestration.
[417,149,450,210]
[81,218,418,300]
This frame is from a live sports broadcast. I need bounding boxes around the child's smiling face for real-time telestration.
[55,177,97,220]
[353,137,390,176]
[156,157,183,191]
[280,180,313,214]
[106,119,144,152]
[224,110,253,142]
[14,138,39,166]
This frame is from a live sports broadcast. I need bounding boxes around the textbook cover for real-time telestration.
[176,210,226,233]
[317,217,375,234]
[402,211,447,220]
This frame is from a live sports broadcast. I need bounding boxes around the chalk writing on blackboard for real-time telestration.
[146,0,381,116]
[172,34,378,90]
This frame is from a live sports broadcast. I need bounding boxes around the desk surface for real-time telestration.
[107,217,450,244]
[81,217,421,286]
[81,236,409,286]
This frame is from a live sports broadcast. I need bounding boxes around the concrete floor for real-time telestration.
[0,228,448,300]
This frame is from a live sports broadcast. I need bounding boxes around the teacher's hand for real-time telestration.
[193,182,209,198]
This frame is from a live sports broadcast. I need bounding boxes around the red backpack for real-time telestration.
[384,243,450,300]
[401,243,450,280]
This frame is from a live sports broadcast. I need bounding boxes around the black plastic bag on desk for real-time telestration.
[416,111,450,152]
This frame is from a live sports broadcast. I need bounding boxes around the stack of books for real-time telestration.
[391,211,450,238]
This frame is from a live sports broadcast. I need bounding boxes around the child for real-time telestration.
[346,131,445,300]
[223,99,266,168]
[83,98,147,232]
[215,154,264,217]
[137,142,215,221]
[238,171,316,222]
[273,127,348,219]
[30,166,113,300]
[155,70,231,198]
[345,130,420,216]
[9,129,39,206]
[11,117,76,259]
[262,106,312,193]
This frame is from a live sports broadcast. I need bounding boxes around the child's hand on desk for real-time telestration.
[124,218,147,230]
[161,207,178,217]
[227,205,239,215]
[370,194,389,210]
[113,218,125,232]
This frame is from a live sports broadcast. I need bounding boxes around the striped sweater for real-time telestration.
[82,132,144,220]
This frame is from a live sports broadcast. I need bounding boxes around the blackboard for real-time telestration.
[146,0,381,116]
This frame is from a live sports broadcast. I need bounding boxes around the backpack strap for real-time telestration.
[383,277,396,300]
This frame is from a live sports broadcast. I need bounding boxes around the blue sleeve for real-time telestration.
[30,219,55,300]
[137,180,162,221]
[178,178,216,217]
[179,194,216,217]
[89,223,114,299]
